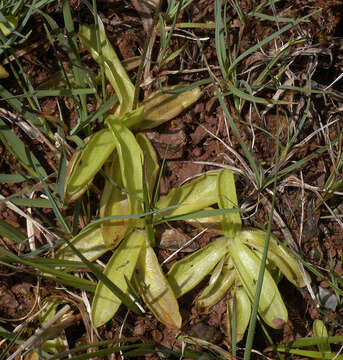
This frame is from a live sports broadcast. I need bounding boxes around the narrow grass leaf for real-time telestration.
[159,207,239,223]
[6,198,55,208]
[226,10,321,77]
[214,0,227,78]
[70,94,118,135]
[62,0,88,119]
[265,348,343,359]
[0,218,26,243]
[0,173,30,183]
[0,118,47,178]
[217,90,262,187]
[0,247,95,291]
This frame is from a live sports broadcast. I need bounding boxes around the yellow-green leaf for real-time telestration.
[313,319,331,354]
[228,235,288,329]
[106,117,144,222]
[91,229,145,327]
[134,84,202,130]
[79,25,134,116]
[0,64,9,78]
[167,236,230,298]
[238,228,309,287]
[136,133,159,201]
[56,224,107,262]
[100,153,130,248]
[0,15,18,36]
[227,286,251,345]
[217,169,241,237]
[185,207,223,233]
[134,235,182,329]
[65,129,116,202]
[196,254,235,308]
[156,172,219,219]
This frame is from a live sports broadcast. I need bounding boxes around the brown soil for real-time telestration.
[1,0,343,359]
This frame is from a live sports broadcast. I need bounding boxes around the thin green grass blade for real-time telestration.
[91,0,106,101]
[159,207,239,223]
[3,88,96,99]
[0,117,47,178]
[0,173,31,183]
[0,248,95,291]
[62,0,88,119]
[32,159,71,235]
[244,109,281,360]
[266,347,343,359]
[159,0,182,65]
[56,139,67,203]
[166,0,195,21]
[0,218,26,243]
[266,336,343,349]
[0,328,23,360]
[214,0,227,78]
[0,84,46,134]
[70,95,118,134]
[5,198,56,208]
[226,10,321,77]
[225,82,289,104]
[217,89,262,187]
[66,343,155,360]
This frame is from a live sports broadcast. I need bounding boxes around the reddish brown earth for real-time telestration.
[1,0,343,359]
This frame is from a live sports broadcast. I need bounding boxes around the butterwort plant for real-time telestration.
[167,169,310,343]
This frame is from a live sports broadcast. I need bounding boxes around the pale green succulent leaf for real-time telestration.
[134,84,202,130]
[91,229,145,327]
[100,153,130,248]
[238,228,309,287]
[79,24,134,115]
[65,129,116,202]
[167,236,230,298]
[313,319,331,353]
[134,235,182,328]
[227,286,251,345]
[196,254,235,308]
[229,235,288,329]
[136,133,160,201]
[106,116,144,222]
[56,224,107,262]
[217,169,241,237]
[156,172,219,219]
